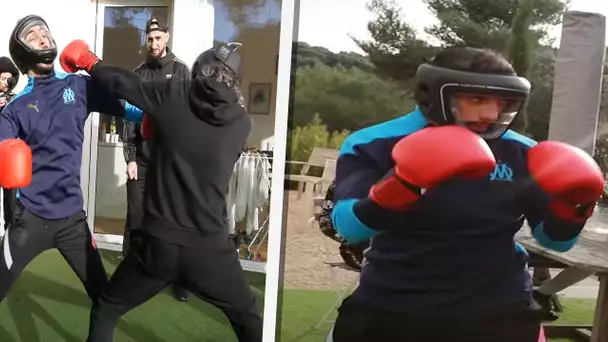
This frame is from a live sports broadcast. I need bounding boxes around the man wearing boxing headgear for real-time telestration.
[327,47,604,342]
[0,15,143,306]
[59,39,261,342]
[122,17,191,302]
[0,56,20,232]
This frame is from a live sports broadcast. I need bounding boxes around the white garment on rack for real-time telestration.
[257,158,271,206]
[227,153,273,235]
[235,154,250,222]
[245,155,259,234]
[247,157,272,234]
[226,157,241,234]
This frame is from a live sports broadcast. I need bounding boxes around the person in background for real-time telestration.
[0,57,20,231]
[122,17,191,302]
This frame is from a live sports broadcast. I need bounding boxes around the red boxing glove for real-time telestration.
[528,141,604,221]
[0,139,32,188]
[369,126,497,210]
[59,40,100,73]
[140,114,153,139]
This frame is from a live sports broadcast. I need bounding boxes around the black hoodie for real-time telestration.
[89,62,251,246]
[123,50,191,177]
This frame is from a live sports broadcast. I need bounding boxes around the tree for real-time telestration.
[423,0,568,52]
[351,0,438,88]
[295,42,375,73]
[506,0,536,133]
[286,114,349,164]
[215,0,281,30]
[594,53,608,174]
[524,46,557,140]
[291,63,414,132]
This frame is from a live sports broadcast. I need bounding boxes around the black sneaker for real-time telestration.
[532,290,559,321]
[172,285,190,302]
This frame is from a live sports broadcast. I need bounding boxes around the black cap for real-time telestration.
[0,57,19,91]
[0,57,19,75]
[145,17,169,34]
[191,42,243,81]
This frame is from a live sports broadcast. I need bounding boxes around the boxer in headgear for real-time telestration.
[59,40,262,342]
[0,15,143,307]
[327,47,604,342]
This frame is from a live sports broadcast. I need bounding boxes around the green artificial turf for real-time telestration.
[0,249,265,342]
[278,290,597,342]
[0,249,598,342]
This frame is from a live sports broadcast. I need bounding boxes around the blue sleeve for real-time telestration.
[331,110,428,243]
[85,76,142,122]
[523,162,584,253]
[123,101,143,122]
[500,130,583,252]
[331,143,390,243]
[0,106,19,141]
[525,196,585,252]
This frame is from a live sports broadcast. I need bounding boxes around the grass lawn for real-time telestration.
[279,289,597,342]
[0,249,265,342]
[0,249,597,341]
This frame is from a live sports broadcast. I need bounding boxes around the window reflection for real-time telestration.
[98,6,169,144]
[94,6,168,238]
[214,0,281,264]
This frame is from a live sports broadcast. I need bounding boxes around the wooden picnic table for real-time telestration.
[515,228,608,342]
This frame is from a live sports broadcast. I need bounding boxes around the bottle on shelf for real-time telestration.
[110,117,118,143]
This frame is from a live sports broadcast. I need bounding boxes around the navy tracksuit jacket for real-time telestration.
[0,71,141,220]
[331,107,588,316]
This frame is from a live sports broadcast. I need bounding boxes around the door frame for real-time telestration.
[84,0,173,251]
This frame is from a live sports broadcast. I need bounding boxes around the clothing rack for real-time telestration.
[228,151,272,272]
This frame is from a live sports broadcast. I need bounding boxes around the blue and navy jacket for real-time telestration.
[332,107,587,316]
[0,71,142,220]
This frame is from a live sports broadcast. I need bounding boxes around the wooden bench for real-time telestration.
[516,229,608,342]
[285,147,338,200]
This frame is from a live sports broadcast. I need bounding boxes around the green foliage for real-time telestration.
[295,42,375,73]
[423,0,568,51]
[286,115,349,176]
[506,0,536,133]
[508,0,535,77]
[594,54,608,173]
[352,0,438,87]
[291,63,414,132]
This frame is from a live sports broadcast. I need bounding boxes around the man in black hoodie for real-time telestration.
[60,40,262,342]
[0,57,20,231]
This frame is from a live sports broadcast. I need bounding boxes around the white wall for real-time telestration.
[171,0,215,68]
[95,144,128,218]
[238,24,280,150]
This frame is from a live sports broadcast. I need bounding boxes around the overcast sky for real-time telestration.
[296,0,608,54]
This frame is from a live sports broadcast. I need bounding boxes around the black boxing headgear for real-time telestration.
[9,15,58,74]
[414,53,531,140]
[192,42,243,82]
